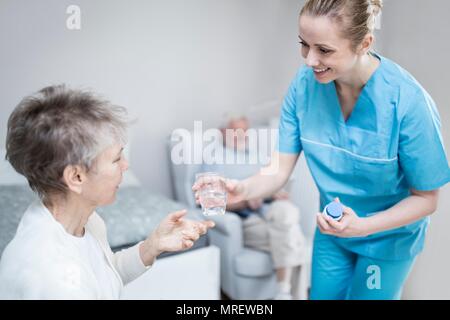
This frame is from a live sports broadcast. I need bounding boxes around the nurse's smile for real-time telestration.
[313,67,331,79]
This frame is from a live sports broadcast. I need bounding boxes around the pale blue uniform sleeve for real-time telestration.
[398,89,450,191]
[277,71,303,154]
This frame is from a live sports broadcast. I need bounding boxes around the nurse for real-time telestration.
[194,0,450,299]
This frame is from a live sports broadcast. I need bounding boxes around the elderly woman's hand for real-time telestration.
[139,210,215,266]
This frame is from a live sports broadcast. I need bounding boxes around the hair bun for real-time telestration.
[370,0,383,16]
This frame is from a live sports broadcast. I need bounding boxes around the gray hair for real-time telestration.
[5,84,128,200]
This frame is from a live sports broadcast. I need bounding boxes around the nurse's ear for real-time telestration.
[62,164,87,195]
[356,33,374,56]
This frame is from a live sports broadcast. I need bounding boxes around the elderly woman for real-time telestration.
[0,85,214,299]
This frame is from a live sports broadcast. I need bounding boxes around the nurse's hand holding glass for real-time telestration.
[193,176,246,208]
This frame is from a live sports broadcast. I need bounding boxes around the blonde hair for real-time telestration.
[300,0,383,51]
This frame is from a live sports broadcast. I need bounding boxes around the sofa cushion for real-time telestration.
[233,248,274,277]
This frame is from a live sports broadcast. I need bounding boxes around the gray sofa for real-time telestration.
[0,184,208,258]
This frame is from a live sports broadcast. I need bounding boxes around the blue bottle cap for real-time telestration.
[326,202,343,219]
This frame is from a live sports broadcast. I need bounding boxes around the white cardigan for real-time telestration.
[0,201,149,299]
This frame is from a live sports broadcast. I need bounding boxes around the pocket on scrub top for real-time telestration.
[352,155,400,196]
[347,127,399,196]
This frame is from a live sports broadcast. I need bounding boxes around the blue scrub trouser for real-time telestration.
[310,232,417,300]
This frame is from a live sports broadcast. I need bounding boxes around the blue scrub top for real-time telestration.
[278,52,450,260]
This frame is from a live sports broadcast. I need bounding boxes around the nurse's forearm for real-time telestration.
[241,152,299,200]
[364,189,439,235]
[241,173,285,200]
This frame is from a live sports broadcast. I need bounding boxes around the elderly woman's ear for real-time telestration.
[62,165,87,194]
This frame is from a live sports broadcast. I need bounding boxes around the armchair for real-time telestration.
[168,126,315,299]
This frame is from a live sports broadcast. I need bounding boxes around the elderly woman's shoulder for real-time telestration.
[0,233,63,299]
[0,203,70,270]
[0,218,64,270]
[0,219,96,299]
[0,245,96,299]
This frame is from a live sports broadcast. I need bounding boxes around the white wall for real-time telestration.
[0,0,303,197]
[379,0,450,300]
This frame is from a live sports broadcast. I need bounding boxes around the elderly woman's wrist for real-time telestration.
[139,236,161,266]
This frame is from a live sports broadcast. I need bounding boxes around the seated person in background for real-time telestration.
[201,114,307,300]
[0,85,214,299]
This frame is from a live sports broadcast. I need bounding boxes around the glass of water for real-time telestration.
[195,172,227,216]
